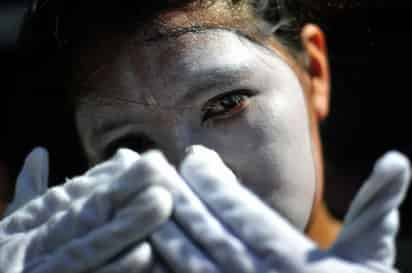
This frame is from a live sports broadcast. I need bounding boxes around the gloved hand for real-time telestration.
[144,145,410,273]
[0,147,173,273]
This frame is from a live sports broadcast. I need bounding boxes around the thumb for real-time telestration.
[331,151,411,266]
[4,147,49,216]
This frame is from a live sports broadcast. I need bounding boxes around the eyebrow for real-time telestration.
[144,25,215,42]
[144,25,267,52]
[145,25,239,40]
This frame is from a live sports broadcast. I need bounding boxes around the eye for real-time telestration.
[201,90,253,124]
[103,133,157,160]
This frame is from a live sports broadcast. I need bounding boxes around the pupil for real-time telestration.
[221,95,241,108]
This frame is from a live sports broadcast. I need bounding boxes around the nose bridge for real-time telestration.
[173,118,192,163]
[150,111,191,167]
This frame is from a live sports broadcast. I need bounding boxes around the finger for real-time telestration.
[332,151,411,266]
[340,151,410,225]
[29,185,173,273]
[93,242,153,273]
[29,151,179,252]
[1,148,140,233]
[180,145,316,262]
[151,221,222,273]
[140,151,260,273]
[4,147,49,216]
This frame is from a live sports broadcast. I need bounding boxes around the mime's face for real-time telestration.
[74,29,317,231]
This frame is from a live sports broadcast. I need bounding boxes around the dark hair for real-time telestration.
[29,0,319,61]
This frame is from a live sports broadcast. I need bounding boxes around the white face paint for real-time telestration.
[74,29,317,231]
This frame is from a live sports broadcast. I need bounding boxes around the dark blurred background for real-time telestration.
[318,2,412,270]
[1,0,412,271]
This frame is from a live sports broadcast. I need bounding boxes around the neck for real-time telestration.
[306,201,342,249]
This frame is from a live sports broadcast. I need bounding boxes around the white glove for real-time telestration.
[0,147,173,273]
[144,145,410,273]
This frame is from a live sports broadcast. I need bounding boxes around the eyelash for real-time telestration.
[201,90,254,124]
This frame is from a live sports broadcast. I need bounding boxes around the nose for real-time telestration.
[157,133,189,167]
[126,133,158,154]
[109,131,188,167]
[104,132,159,159]
[154,121,192,167]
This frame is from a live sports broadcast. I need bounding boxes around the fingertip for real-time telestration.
[24,146,49,170]
[374,150,411,187]
[180,145,240,192]
[29,146,49,161]
[85,149,142,179]
[22,146,50,187]
[138,150,175,176]
[6,147,50,215]
[181,145,223,173]
[184,145,215,155]
[112,148,141,164]
[141,150,168,163]
[184,145,220,159]
[378,151,410,171]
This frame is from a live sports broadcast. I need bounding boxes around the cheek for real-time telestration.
[192,88,316,231]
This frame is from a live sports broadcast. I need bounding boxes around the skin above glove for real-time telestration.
[0,147,173,273]
[144,145,410,273]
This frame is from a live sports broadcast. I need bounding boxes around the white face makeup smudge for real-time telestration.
[74,29,317,231]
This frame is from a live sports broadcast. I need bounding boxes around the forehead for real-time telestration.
[73,29,292,103]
